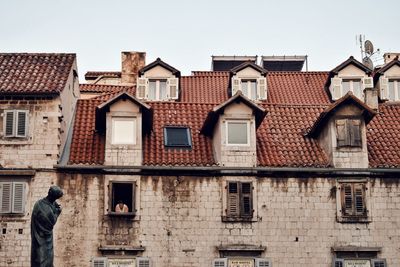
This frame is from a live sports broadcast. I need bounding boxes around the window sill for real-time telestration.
[0,137,32,145]
[337,215,371,223]
[107,212,136,217]
[221,216,256,223]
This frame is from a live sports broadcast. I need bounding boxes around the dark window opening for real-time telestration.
[340,183,367,218]
[164,127,192,148]
[226,182,253,220]
[110,182,135,215]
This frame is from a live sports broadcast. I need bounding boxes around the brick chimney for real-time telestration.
[364,87,379,111]
[121,51,146,85]
[383,52,400,64]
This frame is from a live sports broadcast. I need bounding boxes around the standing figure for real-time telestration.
[31,185,63,267]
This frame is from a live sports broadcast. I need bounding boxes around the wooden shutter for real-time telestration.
[379,77,389,100]
[255,258,271,267]
[16,111,28,137]
[231,77,241,96]
[363,77,374,89]
[137,257,151,267]
[92,257,107,267]
[354,183,366,216]
[341,184,353,215]
[0,182,12,213]
[333,258,344,267]
[167,78,179,100]
[349,119,362,147]
[257,77,267,100]
[371,259,387,267]
[336,119,347,147]
[4,110,15,137]
[227,182,240,216]
[213,258,227,267]
[240,182,252,217]
[12,182,25,213]
[137,78,148,99]
[331,78,343,100]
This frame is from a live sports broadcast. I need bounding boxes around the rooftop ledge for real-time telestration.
[217,245,266,252]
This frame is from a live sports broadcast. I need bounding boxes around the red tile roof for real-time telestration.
[80,83,134,94]
[84,71,121,79]
[0,53,75,94]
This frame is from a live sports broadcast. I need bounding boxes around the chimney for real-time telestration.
[364,87,379,111]
[383,52,400,64]
[121,51,146,85]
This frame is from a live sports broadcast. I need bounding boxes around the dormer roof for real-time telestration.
[330,56,372,75]
[95,92,152,133]
[307,92,376,138]
[138,58,181,77]
[230,61,268,76]
[200,91,267,136]
[374,59,400,82]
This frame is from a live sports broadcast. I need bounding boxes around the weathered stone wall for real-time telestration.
[0,97,62,168]
[3,174,400,267]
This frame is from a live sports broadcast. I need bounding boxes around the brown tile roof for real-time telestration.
[367,103,400,168]
[80,83,134,94]
[0,53,75,94]
[84,71,121,79]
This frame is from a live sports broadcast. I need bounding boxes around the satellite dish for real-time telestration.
[363,56,373,69]
[365,40,374,55]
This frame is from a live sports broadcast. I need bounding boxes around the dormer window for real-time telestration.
[388,79,400,101]
[241,79,257,100]
[226,120,250,146]
[342,79,362,99]
[149,79,167,100]
[336,118,361,148]
[111,117,136,145]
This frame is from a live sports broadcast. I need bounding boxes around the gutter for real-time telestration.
[54,165,400,178]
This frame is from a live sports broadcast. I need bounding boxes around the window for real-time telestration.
[333,251,386,267]
[111,117,136,145]
[388,79,400,101]
[3,110,28,138]
[241,79,257,100]
[342,79,362,99]
[227,182,253,218]
[335,118,362,148]
[92,257,150,267]
[0,182,26,214]
[340,183,367,218]
[149,79,167,100]
[226,121,250,146]
[109,181,135,215]
[164,127,192,148]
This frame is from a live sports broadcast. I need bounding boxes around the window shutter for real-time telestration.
[379,77,389,100]
[331,78,343,100]
[349,119,362,147]
[136,257,151,267]
[371,259,387,267]
[4,111,15,137]
[336,119,347,147]
[137,78,148,99]
[255,258,271,267]
[12,182,25,214]
[167,78,179,100]
[227,182,240,216]
[257,77,267,100]
[92,257,107,267]
[240,182,252,217]
[354,183,366,216]
[0,182,12,213]
[16,111,28,137]
[231,77,241,96]
[213,258,227,267]
[341,184,353,215]
[333,258,344,267]
[363,77,374,89]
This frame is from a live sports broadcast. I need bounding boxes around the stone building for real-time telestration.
[1,51,400,267]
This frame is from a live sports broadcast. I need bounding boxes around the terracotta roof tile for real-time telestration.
[80,83,135,94]
[0,53,75,94]
[84,71,121,79]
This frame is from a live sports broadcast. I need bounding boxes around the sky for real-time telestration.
[1,0,399,78]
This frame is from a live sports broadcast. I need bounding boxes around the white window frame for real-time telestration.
[388,78,400,101]
[240,79,257,100]
[225,120,250,146]
[148,79,168,101]
[0,181,26,214]
[111,117,136,145]
[3,110,29,138]
[342,78,363,99]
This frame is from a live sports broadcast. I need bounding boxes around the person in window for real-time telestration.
[115,200,129,212]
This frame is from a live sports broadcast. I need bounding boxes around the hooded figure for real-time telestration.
[31,185,63,267]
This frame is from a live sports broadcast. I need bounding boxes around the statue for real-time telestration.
[31,185,63,267]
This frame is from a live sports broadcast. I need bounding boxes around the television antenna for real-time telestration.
[356,34,380,69]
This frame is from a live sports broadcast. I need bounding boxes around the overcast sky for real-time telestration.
[1,0,399,78]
